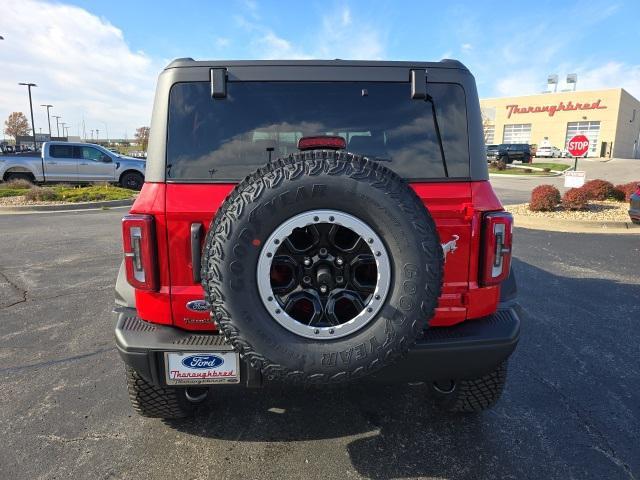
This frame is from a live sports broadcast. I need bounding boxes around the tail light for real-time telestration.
[480,211,513,286]
[122,214,158,291]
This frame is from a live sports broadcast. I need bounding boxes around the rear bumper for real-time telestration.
[114,304,521,387]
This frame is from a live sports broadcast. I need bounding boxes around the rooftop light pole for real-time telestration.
[41,104,53,137]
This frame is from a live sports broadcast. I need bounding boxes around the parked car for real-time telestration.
[629,185,640,224]
[485,144,499,159]
[487,143,532,163]
[559,149,571,158]
[536,145,561,158]
[114,58,521,420]
[0,141,146,189]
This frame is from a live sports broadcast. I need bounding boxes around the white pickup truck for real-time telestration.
[0,141,146,189]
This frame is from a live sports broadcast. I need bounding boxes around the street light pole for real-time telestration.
[60,122,67,139]
[18,82,37,150]
[102,122,110,145]
[64,126,70,137]
[52,115,61,138]
[96,129,100,143]
[41,104,53,137]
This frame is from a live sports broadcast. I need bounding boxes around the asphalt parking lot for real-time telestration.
[1,201,638,479]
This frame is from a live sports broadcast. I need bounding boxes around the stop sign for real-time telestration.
[567,135,590,157]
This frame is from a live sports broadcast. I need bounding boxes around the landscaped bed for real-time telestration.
[507,200,630,222]
[506,179,639,225]
[0,180,136,207]
[488,161,570,176]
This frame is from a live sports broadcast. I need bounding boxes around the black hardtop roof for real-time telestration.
[165,58,468,71]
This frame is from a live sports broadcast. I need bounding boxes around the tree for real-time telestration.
[135,126,150,151]
[4,112,31,140]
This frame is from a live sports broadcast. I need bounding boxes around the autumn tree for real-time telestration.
[4,112,31,140]
[135,126,150,150]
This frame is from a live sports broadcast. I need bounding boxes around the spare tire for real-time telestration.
[201,151,443,384]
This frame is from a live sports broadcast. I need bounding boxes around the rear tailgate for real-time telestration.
[164,182,475,331]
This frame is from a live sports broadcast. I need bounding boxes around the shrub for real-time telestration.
[613,182,640,202]
[529,185,561,211]
[24,187,59,202]
[1,178,33,190]
[562,188,589,210]
[524,168,532,173]
[490,160,507,171]
[581,179,615,200]
[543,167,551,172]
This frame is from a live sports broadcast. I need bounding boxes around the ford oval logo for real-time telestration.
[181,354,224,369]
[186,300,211,312]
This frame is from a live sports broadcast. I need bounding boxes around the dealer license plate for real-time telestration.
[164,351,240,385]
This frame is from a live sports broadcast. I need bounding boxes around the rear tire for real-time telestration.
[428,361,508,413]
[125,367,205,419]
[120,171,144,190]
[4,172,34,184]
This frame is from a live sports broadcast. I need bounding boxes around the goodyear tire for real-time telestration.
[201,151,443,385]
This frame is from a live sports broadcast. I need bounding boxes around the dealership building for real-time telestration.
[480,88,640,158]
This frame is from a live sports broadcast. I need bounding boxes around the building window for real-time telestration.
[484,124,495,144]
[503,123,532,144]
[565,121,600,157]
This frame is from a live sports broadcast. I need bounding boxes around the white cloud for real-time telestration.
[455,2,640,99]
[252,32,311,59]
[578,62,640,96]
[238,6,385,60]
[0,0,160,140]
[494,69,543,97]
[214,37,231,49]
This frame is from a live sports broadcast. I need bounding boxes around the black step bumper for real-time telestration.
[114,303,521,387]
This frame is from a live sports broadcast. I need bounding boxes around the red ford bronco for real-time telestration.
[114,59,521,419]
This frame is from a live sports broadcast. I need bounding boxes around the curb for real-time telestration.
[509,211,640,234]
[0,198,134,213]
[489,172,562,179]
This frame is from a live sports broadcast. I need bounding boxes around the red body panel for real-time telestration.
[128,180,505,331]
[129,183,172,325]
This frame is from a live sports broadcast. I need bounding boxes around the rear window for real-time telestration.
[50,144,73,158]
[166,81,470,181]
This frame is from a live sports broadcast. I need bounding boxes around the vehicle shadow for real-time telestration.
[169,256,640,479]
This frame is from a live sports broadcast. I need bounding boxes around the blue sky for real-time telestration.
[1,0,639,139]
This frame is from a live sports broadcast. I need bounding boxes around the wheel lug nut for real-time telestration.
[336,257,343,266]
[303,276,311,284]
[319,248,328,258]
[303,257,311,266]
[319,284,328,294]
[336,276,344,284]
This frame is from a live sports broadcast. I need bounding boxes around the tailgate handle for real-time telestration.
[190,223,203,283]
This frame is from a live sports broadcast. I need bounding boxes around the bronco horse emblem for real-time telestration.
[441,235,460,261]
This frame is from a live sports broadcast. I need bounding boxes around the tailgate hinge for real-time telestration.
[210,68,227,99]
